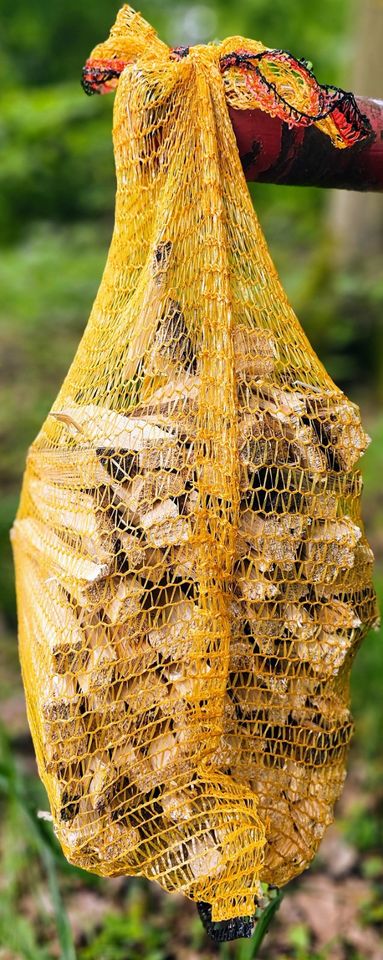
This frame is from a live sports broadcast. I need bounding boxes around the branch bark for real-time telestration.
[229,96,383,191]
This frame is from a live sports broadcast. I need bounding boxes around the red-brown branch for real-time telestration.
[229,97,383,191]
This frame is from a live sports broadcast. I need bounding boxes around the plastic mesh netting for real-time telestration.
[12,5,379,924]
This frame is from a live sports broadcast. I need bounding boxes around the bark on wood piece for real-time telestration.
[288,423,327,474]
[255,685,293,727]
[251,759,344,883]
[228,96,383,191]
[120,669,170,721]
[183,489,199,516]
[153,469,187,500]
[82,752,116,813]
[239,512,305,573]
[124,471,187,516]
[74,573,114,613]
[110,742,156,795]
[97,448,138,485]
[95,711,134,753]
[61,809,140,871]
[153,239,172,284]
[305,395,371,471]
[301,692,352,730]
[236,556,279,602]
[244,383,307,418]
[228,597,246,636]
[316,540,377,601]
[48,759,83,815]
[303,489,338,520]
[44,723,88,774]
[161,781,194,822]
[43,708,87,759]
[146,298,195,372]
[77,620,118,695]
[139,437,190,472]
[41,672,81,728]
[318,599,362,631]
[116,530,148,569]
[280,576,310,601]
[238,420,297,472]
[233,324,276,380]
[289,798,332,844]
[137,374,199,418]
[59,812,99,870]
[230,674,260,718]
[303,516,362,584]
[238,406,326,475]
[99,820,141,867]
[296,629,361,678]
[102,574,145,625]
[170,542,198,580]
[243,600,283,648]
[229,638,255,672]
[141,498,190,547]
[148,588,199,660]
[284,603,319,642]
[85,688,130,735]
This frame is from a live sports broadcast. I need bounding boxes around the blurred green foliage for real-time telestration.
[0,1,382,957]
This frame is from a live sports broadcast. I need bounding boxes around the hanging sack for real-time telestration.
[12,4,379,925]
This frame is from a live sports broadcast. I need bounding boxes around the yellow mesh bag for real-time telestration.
[12,5,379,927]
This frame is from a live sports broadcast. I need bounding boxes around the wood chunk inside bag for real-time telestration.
[41,672,80,724]
[153,299,195,368]
[285,600,362,677]
[99,574,145,625]
[141,499,190,547]
[26,446,110,490]
[302,516,362,584]
[144,726,199,788]
[239,512,305,574]
[148,586,200,660]
[27,477,113,550]
[304,393,370,471]
[17,557,86,675]
[12,517,110,586]
[77,620,118,695]
[235,556,279,602]
[137,373,199,421]
[51,403,177,451]
[233,324,276,381]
